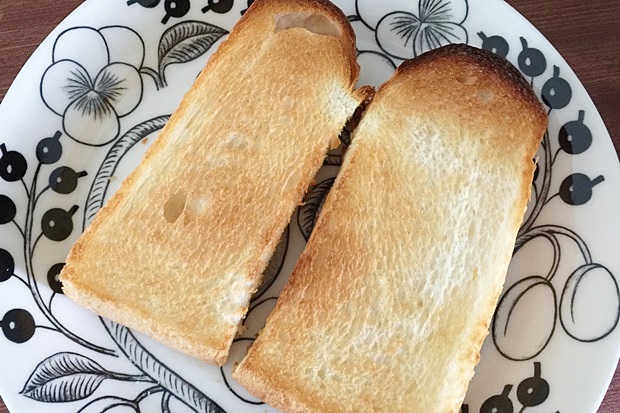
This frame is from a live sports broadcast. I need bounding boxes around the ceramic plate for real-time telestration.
[0,0,619,412]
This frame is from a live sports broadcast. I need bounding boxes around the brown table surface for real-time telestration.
[0,0,618,412]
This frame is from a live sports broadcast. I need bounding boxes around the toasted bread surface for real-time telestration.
[60,0,367,366]
[233,44,547,411]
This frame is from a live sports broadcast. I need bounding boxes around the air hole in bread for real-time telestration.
[275,12,341,38]
[456,74,475,85]
[163,191,187,223]
[477,89,495,104]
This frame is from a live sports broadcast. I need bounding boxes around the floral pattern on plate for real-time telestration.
[0,0,618,412]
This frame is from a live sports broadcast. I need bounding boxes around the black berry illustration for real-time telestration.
[542,66,572,109]
[559,173,604,206]
[47,263,65,294]
[202,0,234,13]
[240,0,254,14]
[0,248,14,282]
[162,0,191,24]
[41,205,79,242]
[1,308,35,343]
[517,37,546,78]
[478,31,509,58]
[49,167,87,195]
[36,131,63,165]
[480,384,513,413]
[559,111,591,154]
[517,362,549,408]
[0,195,17,225]
[127,0,161,7]
[0,144,27,182]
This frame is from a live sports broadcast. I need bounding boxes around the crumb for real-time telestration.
[236,324,248,336]
[328,135,340,149]
[141,138,148,144]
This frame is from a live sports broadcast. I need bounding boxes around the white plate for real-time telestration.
[0,0,619,412]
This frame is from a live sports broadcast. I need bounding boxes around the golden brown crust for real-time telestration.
[386,43,547,160]
[62,279,229,365]
[397,44,545,121]
[260,0,359,82]
[207,0,359,84]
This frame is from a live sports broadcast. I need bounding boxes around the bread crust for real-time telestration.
[392,43,546,158]
[234,45,547,412]
[248,0,359,82]
[60,0,367,366]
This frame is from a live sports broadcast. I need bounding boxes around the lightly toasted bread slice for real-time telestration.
[233,44,548,412]
[59,0,368,366]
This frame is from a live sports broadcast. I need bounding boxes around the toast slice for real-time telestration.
[233,44,548,412]
[59,0,368,366]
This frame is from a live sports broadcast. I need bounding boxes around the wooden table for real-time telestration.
[0,0,618,412]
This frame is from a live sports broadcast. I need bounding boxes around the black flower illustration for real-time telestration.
[40,27,145,146]
[368,0,469,59]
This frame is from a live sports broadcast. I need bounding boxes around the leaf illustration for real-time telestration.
[158,21,228,85]
[101,319,226,413]
[78,396,137,413]
[84,115,170,230]
[297,178,335,241]
[20,352,109,402]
